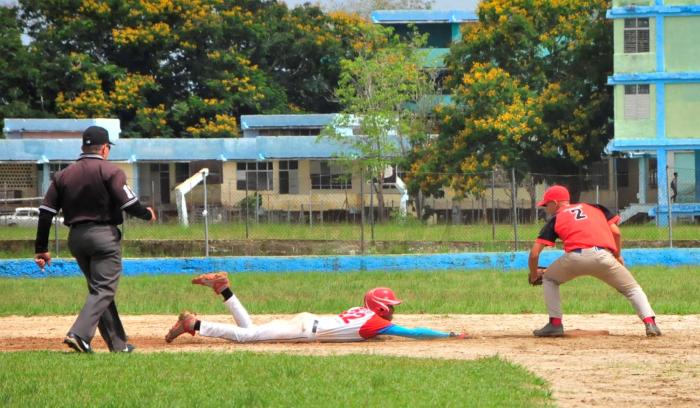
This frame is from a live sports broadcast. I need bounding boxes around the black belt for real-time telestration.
[570,246,608,254]
[312,320,319,334]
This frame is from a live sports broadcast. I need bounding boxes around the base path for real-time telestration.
[2,313,699,407]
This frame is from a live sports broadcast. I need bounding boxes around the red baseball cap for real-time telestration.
[537,185,570,206]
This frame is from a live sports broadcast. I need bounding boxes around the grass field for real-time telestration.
[1,267,698,316]
[0,352,551,407]
[2,266,698,407]
[1,220,697,242]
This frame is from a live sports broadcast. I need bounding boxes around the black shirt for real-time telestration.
[35,154,152,252]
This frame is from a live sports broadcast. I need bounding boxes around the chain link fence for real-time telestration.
[1,162,698,258]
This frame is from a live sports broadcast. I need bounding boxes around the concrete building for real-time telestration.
[607,1,700,222]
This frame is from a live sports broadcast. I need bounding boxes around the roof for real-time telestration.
[0,136,359,162]
[371,10,477,24]
[3,118,121,140]
[240,114,338,130]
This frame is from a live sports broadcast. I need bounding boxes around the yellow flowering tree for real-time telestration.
[426,0,613,200]
[408,63,542,197]
[17,0,384,137]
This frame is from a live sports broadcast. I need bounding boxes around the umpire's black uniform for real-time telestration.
[34,126,154,352]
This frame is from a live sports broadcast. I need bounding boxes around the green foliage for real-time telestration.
[320,29,437,219]
[0,6,42,121]
[7,1,388,136]
[0,353,552,407]
[1,267,697,316]
[414,0,613,196]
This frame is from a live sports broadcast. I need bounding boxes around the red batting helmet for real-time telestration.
[364,287,402,319]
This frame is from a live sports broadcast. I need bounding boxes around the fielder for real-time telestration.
[528,185,661,337]
[165,272,467,343]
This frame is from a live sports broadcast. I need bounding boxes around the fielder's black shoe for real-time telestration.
[645,322,662,337]
[63,332,93,353]
[533,322,564,337]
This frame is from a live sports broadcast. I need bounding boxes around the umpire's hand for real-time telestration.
[34,252,51,272]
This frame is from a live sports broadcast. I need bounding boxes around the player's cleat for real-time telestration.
[448,332,469,339]
[192,272,230,294]
[533,322,564,337]
[165,311,197,343]
[645,322,662,337]
[63,332,93,353]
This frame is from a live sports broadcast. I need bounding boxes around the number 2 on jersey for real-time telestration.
[338,308,367,323]
[569,207,587,220]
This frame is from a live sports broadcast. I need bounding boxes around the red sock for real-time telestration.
[642,316,655,324]
[549,317,562,326]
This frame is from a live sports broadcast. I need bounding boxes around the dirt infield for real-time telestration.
[2,313,699,407]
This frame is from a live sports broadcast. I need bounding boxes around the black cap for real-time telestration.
[82,126,114,146]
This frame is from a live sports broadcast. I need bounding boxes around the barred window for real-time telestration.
[278,160,299,194]
[616,158,629,188]
[237,161,273,191]
[191,160,222,184]
[49,163,70,179]
[310,161,352,190]
[623,84,650,120]
[624,18,650,53]
[175,163,190,183]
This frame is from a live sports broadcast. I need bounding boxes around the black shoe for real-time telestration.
[533,322,564,337]
[64,332,93,353]
[645,322,662,337]
[112,343,136,353]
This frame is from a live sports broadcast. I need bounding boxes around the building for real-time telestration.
[607,1,700,222]
[0,117,408,222]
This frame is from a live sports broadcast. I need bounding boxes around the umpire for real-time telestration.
[34,126,156,353]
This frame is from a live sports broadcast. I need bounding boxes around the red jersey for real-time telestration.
[536,203,620,252]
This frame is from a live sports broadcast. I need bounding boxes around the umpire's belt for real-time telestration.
[569,246,609,254]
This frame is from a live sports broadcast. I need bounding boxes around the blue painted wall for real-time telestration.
[2,249,698,278]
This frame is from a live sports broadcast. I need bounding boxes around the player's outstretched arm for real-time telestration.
[379,324,468,339]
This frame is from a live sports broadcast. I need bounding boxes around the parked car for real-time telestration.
[0,207,64,227]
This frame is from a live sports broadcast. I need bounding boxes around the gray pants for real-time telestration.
[68,224,127,351]
[543,247,655,320]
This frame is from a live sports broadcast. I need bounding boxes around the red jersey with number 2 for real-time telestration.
[536,203,621,252]
[313,307,393,342]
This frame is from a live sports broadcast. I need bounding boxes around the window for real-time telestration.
[237,161,273,191]
[257,128,321,136]
[278,160,299,194]
[616,159,629,188]
[624,84,650,120]
[191,160,222,184]
[624,18,649,53]
[588,160,609,190]
[310,161,352,190]
[49,163,70,180]
[175,163,190,183]
[648,157,657,188]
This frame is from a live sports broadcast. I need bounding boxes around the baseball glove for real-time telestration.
[528,266,546,286]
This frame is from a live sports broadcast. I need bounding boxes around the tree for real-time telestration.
[408,63,542,198]
[321,31,436,221]
[419,0,613,201]
[0,6,39,123]
[15,0,383,137]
